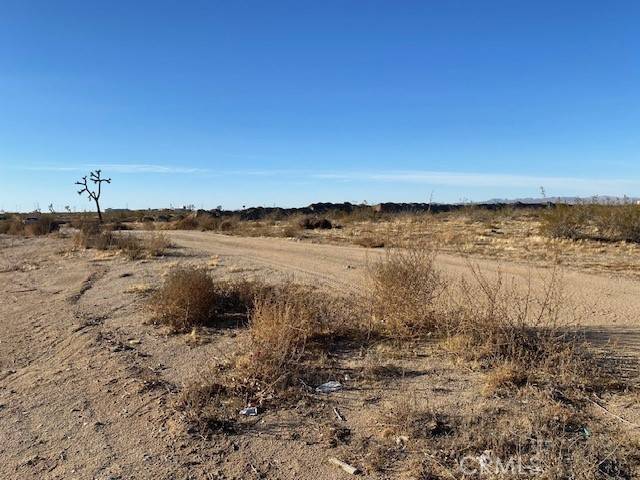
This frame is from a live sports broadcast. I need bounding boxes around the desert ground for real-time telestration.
[1,226,639,479]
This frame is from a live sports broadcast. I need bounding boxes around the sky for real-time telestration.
[1,0,639,211]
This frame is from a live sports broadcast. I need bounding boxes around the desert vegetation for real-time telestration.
[4,202,640,278]
[86,202,633,277]
[162,243,638,477]
[0,214,59,236]
[541,202,640,243]
[72,222,172,259]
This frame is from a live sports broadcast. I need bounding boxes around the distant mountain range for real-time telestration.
[482,196,640,205]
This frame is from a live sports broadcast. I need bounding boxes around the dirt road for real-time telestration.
[162,230,640,326]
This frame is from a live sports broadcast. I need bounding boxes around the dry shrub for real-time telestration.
[367,246,617,393]
[597,203,640,242]
[149,266,218,331]
[0,217,24,235]
[24,215,59,235]
[74,227,170,259]
[541,204,589,240]
[443,265,605,390]
[541,203,640,243]
[378,395,451,440]
[368,248,447,339]
[196,216,218,231]
[72,221,104,248]
[0,215,58,236]
[481,362,530,397]
[215,277,273,314]
[282,223,302,237]
[298,216,332,230]
[175,381,242,436]
[219,218,238,232]
[354,235,386,248]
[173,215,200,230]
[172,214,238,232]
[228,282,363,401]
[73,229,114,250]
[115,234,145,259]
[142,233,173,256]
[236,283,327,387]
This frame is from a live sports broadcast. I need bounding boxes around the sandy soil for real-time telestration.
[0,232,638,479]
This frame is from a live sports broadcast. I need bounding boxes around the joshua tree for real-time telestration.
[76,170,111,223]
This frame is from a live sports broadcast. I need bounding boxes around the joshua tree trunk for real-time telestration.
[95,201,103,223]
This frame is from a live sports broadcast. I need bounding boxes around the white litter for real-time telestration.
[239,406,258,416]
[315,381,343,394]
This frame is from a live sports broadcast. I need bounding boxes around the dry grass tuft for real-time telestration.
[148,267,219,331]
[234,283,331,389]
[142,233,173,256]
[114,234,145,259]
[481,362,530,396]
[368,248,447,339]
[378,395,451,440]
[72,224,113,250]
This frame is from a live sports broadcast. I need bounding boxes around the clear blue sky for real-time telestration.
[1,1,638,211]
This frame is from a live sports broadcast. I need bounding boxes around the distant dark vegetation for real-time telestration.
[2,200,640,244]
[541,203,640,243]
